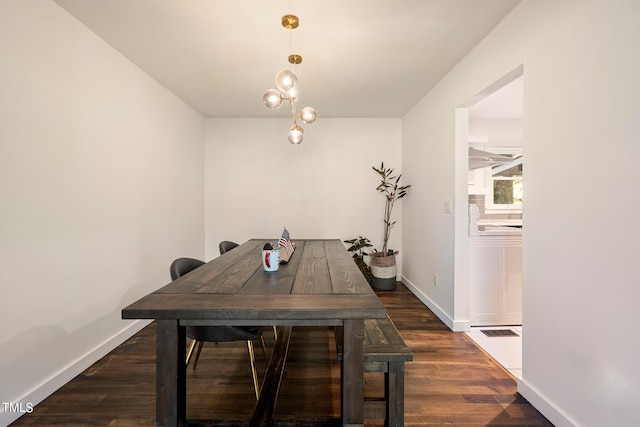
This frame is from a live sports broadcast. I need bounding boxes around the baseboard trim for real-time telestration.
[518,377,579,427]
[0,319,152,426]
[401,276,470,332]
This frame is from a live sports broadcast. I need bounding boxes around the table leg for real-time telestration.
[342,318,364,427]
[156,320,186,426]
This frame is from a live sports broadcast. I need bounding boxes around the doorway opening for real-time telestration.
[454,65,524,378]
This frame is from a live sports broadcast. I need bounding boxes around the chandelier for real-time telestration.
[263,14,317,145]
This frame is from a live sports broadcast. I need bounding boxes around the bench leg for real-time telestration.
[386,361,405,427]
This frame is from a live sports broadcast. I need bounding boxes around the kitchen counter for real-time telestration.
[469,205,522,236]
[478,226,522,236]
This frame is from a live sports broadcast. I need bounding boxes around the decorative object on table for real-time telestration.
[343,236,373,285]
[262,14,317,145]
[262,243,280,272]
[369,162,411,290]
[278,227,295,263]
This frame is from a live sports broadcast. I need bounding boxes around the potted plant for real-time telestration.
[369,162,411,290]
[343,236,373,284]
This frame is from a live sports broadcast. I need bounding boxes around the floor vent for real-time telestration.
[481,329,519,337]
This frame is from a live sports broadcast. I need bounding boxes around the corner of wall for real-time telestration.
[402,276,469,332]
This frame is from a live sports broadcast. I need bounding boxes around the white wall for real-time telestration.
[402,0,640,426]
[469,118,523,148]
[0,2,204,424]
[205,118,402,266]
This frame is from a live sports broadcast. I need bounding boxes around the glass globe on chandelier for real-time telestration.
[262,14,317,145]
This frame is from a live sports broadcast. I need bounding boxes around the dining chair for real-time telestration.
[169,257,268,399]
[218,240,239,254]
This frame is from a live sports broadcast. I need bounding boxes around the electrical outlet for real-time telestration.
[433,273,439,287]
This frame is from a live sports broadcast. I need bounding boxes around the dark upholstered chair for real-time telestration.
[169,257,267,399]
[218,240,239,254]
[169,257,205,281]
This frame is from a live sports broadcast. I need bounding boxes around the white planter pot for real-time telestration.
[370,254,397,290]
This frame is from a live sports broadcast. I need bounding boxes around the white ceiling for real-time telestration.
[53,0,521,118]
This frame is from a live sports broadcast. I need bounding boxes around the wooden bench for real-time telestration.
[250,325,293,427]
[336,315,412,427]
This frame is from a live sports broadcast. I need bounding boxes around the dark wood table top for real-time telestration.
[122,239,386,324]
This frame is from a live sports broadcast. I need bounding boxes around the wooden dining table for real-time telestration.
[122,238,387,426]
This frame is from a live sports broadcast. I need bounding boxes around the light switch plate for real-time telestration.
[444,199,453,214]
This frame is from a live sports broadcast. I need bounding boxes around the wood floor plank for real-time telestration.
[10,283,552,426]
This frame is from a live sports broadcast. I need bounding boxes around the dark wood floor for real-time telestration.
[11,283,552,426]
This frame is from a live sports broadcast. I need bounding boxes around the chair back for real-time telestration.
[170,257,205,281]
[218,241,239,255]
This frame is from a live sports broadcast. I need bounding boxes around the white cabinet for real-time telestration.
[470,235,522,326]
[468,167,489,195]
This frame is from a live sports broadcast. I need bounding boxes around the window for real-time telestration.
[486,150,523,211]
